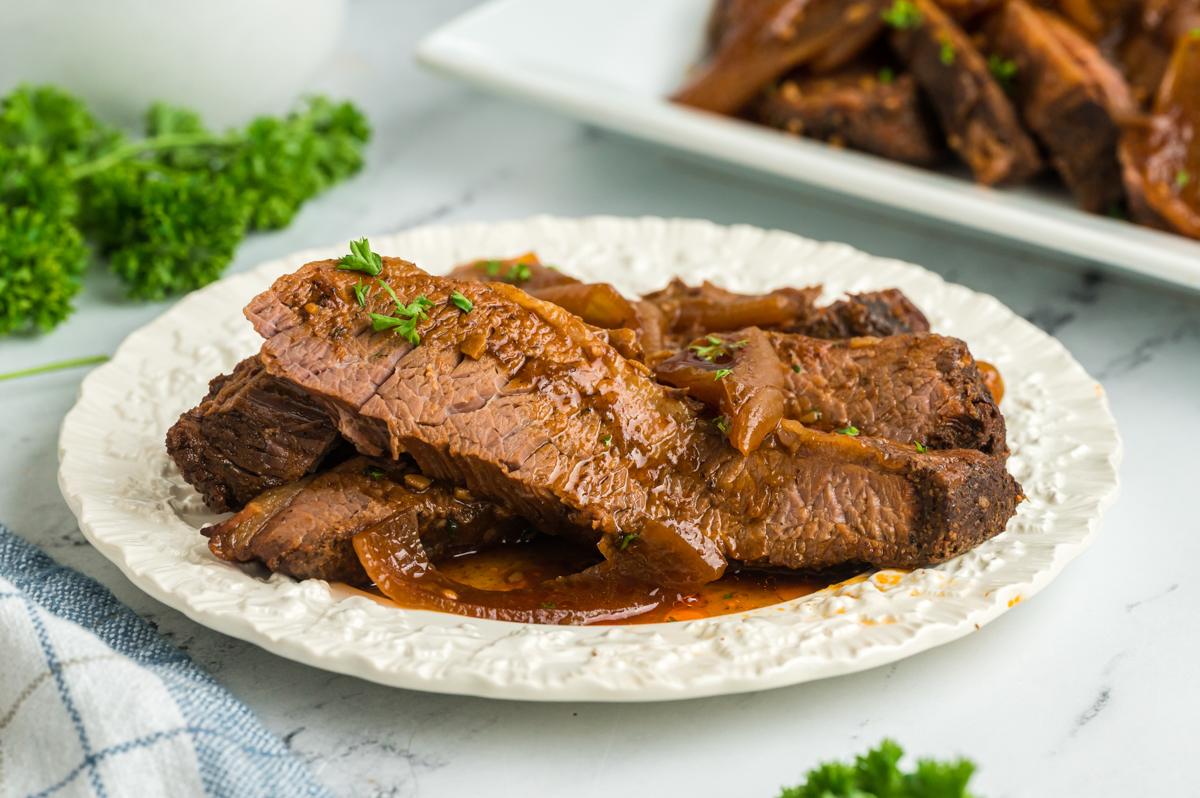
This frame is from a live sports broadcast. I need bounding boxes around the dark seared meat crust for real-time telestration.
[988,0,1135,213]
[755,69,943,166]
[243,258,1022,571]
[891,0,1043,185]
[771,331,1008,457]
[203,456,528,586]
[166,356,343,513]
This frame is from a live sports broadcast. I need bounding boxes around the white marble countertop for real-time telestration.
[2,2,1197,796]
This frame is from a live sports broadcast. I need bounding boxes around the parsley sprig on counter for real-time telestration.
[0,84,370,334]
[778,739,979,798]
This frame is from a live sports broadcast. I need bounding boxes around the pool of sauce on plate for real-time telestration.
[359,535,849,624]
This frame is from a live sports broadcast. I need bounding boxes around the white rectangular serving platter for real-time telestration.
[416,0,1200,291]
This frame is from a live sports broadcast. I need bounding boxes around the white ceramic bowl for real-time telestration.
[0,0,348,128]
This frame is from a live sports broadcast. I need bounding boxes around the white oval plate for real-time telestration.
[58,216,1121,702]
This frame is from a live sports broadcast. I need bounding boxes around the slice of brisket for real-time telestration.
[890,0,1043,185]
[641,279,930,355]
[166,356,343,513]
[204,456,529,586]
[658,329,1007,456]
[244,258,1022,571]
[754,67,944,167]
[987,0,1135,213]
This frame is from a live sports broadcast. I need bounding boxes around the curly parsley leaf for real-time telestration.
[450,290,473,313]
[778,739,979,798]
[80,162,251,300]
[0,204,89,334]
[713,368,733,380]
[226,96,371,230]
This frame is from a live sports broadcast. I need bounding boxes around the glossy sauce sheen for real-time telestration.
[375,537,837,624]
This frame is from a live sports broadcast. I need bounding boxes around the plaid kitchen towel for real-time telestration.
[0,524,334,798]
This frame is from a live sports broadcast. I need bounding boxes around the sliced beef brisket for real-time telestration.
[890,0,1043,185]
[204,456,528,585]
[166,356,343,513]
[754,68,943,167]
[657,329,1007,457]
[987,0,1135,213]
[244,258,1022,571]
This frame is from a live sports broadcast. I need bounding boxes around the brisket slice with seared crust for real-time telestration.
[641,279,930,355]
[244,257,1022,571]
[658,330,1007,457]
[773,331,1007,455]
[204,456,528,586]
[988,0,1135,213]
[166,356,343,513]
[754,68,943,167]
[890,0,1043,186]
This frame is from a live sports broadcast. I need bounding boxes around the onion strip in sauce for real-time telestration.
[354,513,726,625]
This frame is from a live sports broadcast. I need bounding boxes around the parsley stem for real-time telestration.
[0,354,109,382]
[69,133,235,180]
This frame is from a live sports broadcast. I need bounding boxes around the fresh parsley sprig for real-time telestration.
[450,290,473,313]
[0,84,371,331]
[778,739,979,798]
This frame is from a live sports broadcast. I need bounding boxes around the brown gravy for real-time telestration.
[357,536,847,624]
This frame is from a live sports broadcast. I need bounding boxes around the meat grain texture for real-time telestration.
[242,258,1022,571]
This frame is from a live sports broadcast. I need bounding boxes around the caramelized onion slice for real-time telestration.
[655,327,786,455]
[354,513,725,626]
[532,283,640,331]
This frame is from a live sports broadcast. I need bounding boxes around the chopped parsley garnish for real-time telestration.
[337,237,382,276]
[482,259,503,277]
[446,518,458,536]
[375,279,398,303]
[713,415,731,435]
[1177,170,1190,189]
[540,602,556,609]
[370,295,434,344]
[619,533,639,551]
[713,368,733,380]
[836,426,860,436]
[505,262,532,282]
[877,67,895,85]
[723,593,734,599]
[353,280,368,307]
[988,55,1017,92]
[913,441,927,453]
[881,0,922,29]
[363,464,385,480]
[791,364,803,374]
[939,36,956,66]
[778,738,978,798]
[690,336,748,362]
[450,290,473,313]
[599,433,612,446]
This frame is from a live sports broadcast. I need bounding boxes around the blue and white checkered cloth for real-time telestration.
[0,524,334,798]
